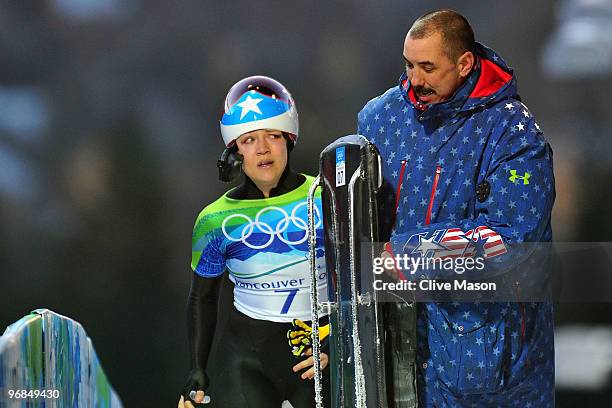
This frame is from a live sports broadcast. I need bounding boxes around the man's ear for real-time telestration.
[457,51,475,78]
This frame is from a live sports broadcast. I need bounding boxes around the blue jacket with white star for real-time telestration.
[358,43,555,407]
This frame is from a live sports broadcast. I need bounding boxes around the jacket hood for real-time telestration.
[400,42,518,122]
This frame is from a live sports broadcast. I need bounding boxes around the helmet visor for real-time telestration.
[224,76,293,113]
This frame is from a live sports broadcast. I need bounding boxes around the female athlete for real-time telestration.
[179,76,328,408]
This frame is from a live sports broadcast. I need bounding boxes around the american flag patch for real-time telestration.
[465,226,508,258]
[407,226,507,259]
[437,228,477,259]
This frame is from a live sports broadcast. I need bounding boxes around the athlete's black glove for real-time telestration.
[181,368,210,406]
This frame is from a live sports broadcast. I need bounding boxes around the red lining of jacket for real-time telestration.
[469,58,512,99]
[402,78,421,106]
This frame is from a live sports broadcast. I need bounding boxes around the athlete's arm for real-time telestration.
[182,272,223,404]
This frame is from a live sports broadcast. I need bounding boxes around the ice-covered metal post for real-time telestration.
[307,175,324,408]
[348,165,367,406]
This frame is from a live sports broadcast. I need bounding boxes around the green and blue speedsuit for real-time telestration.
[187,169,328,407]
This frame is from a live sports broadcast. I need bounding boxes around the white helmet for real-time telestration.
[219,75,299,147]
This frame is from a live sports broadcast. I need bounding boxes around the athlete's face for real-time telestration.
[236,129,288,197]
[403,31,473,104]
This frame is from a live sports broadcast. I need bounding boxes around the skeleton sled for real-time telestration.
[307,135,418,408]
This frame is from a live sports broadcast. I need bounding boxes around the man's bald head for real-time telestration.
[408,10,475,62]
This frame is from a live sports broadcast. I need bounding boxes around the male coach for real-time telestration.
[358,10,555,407]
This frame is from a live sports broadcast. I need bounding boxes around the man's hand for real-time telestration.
[381,242,402,281]
[287,319,330,357]
[292,348,329,380]
[179,368,209,407]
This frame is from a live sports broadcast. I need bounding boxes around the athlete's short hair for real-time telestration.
[409,9,475,62]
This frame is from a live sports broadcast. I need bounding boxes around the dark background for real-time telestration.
[1,1,611,406]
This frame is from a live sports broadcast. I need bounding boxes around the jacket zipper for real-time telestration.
[425,166,442,225]
[394,160,408,215]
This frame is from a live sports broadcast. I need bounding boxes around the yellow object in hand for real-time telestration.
[287,319,330,356]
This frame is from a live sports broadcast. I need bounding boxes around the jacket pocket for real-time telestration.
[427,306,509,395]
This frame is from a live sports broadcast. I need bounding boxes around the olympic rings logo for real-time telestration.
[221,202,321,250]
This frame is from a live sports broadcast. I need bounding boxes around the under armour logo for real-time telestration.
[509,170,530,185]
